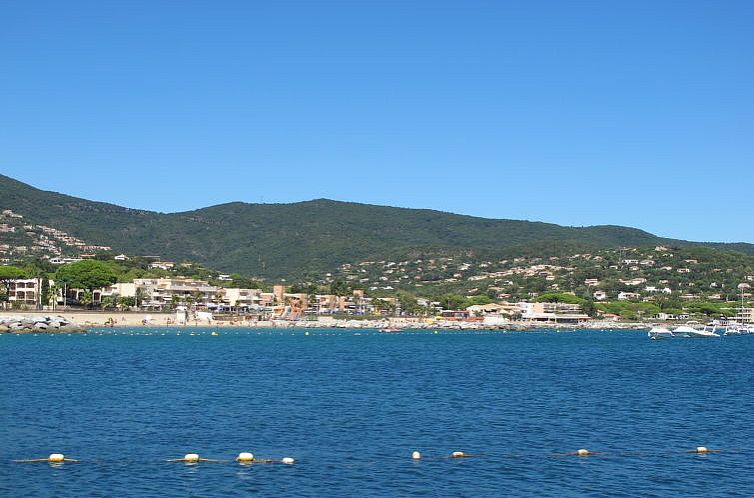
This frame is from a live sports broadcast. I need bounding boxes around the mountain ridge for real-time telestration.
[1,173,752,277]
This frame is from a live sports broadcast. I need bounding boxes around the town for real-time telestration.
[1,208,753,326]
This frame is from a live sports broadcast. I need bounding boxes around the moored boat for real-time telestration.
[648,326,674,340]
[672,321,720,338]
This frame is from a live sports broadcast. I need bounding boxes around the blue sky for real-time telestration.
[2,1,752,243]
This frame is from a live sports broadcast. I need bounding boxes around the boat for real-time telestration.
[648,326,674,340]
[723,322,753,336]
[723,321,740,336]
[671,321,720,338]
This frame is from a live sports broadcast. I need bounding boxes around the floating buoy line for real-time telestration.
[13,446,734,465]
[13,453,79,463]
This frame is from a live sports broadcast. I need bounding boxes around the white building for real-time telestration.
[593,290,608,301]
[519,302,589,323]
[618,292,641,300]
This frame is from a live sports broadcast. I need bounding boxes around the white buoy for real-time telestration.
[281,457,295,464]
[184,453,200,462]
[237,452,254,462]
[411,451,421,460]
[576,449,590,456]
[696,446,708,453]
[49,453,65,463]
[451,451,465,458]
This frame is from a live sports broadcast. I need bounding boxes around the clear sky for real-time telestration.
[2,1,752,243]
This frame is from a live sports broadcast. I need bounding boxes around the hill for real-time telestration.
[1,173,752,278]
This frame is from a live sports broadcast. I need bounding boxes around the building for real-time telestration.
[736,308,752,324]
[519,302,589,323]
[148,261,175,270]
[100,282,137,300]
[656,312,690,321]
[131,278,219,309]
[222,287,263,310]
[618,292,641,300]
[466,302,520,317]
[7,279,38,306]
[593,290,608,301]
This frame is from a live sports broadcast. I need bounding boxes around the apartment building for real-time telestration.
[7,279,38,306]
[519,302,589,323]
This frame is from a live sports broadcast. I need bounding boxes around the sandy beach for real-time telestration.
[4,310,649,331]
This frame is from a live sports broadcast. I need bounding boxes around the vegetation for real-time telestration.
[55,260,117,294]
[2,174,752,279]
[2,174,753,322]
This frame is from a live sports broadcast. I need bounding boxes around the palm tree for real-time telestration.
[79,290,93,308]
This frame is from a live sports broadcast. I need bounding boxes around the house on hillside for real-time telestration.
[618,292,640,300]
[593,290,608,301]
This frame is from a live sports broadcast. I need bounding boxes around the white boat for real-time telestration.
[648,326,674,340]
[724,322,753,336]
[672,322,720,338]
[724,323,743,336]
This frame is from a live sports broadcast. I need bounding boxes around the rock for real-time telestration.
[0,315,87,333]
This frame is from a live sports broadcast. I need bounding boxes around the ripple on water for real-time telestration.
[2,328,754,496]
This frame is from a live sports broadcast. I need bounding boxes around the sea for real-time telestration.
[2,327,754,497]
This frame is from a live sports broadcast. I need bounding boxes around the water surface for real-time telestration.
[2,328,753,496]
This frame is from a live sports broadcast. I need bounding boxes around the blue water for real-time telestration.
[2,327,754,497]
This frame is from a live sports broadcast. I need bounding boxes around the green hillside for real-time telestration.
[1,173,752,278]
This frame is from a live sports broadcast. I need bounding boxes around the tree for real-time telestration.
[438,293,466,311]
[79,290,93,308]
[534,292,586,305]
[40,278,52,309]
[100,296,116,310]
[118,296,135,309]
[397,292,419,316]
[55,260,117,295]
[465,294,493,307]
[0,266,27,308]
[330,279,348,296]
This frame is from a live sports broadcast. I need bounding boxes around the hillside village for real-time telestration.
[325,245,753,303]
[0,209,111,264]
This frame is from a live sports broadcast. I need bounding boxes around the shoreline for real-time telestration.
[2,310,653,332]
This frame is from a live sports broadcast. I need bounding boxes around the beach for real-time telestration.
[3,310,650,331]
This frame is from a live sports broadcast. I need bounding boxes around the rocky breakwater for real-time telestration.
[0,315,88,333]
